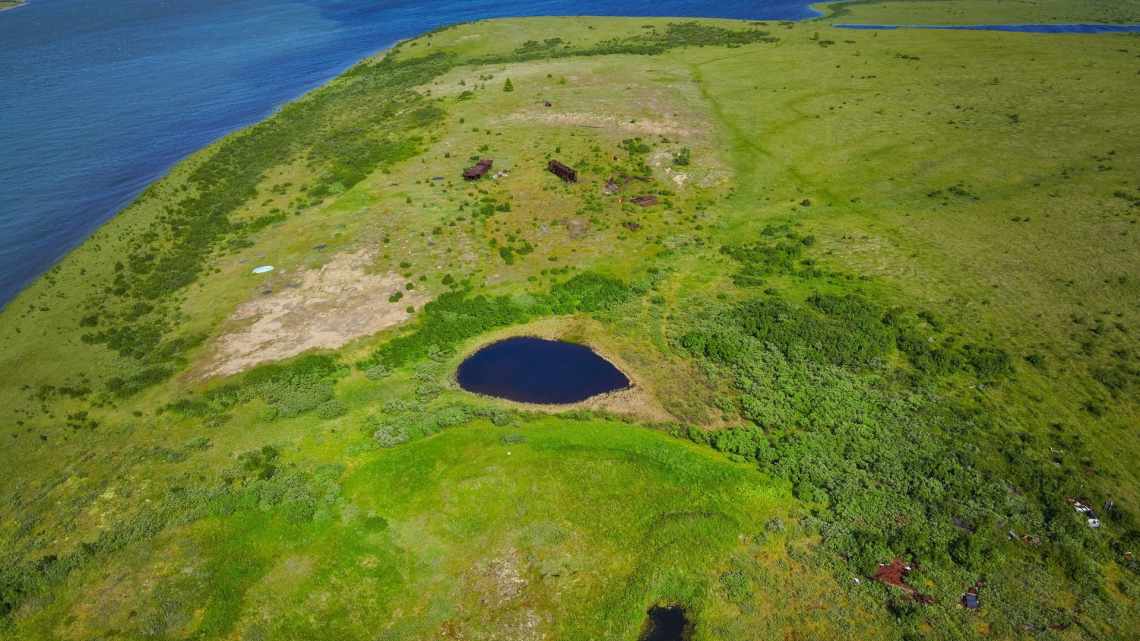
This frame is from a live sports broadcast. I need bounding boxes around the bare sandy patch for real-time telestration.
[201,250,429,378]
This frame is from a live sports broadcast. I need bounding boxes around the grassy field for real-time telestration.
[819,0,1140,24]
[1,1,1138,639]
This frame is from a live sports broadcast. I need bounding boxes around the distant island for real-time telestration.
[0,0,25,12]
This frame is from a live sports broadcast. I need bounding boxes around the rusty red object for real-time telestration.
[548,160,577,182]
[872,559,911,589]
[631,194,658,207]
[463,158,493,180]
[871,559,935,605]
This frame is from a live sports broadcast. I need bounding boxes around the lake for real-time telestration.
[456,337,630,404]
[0,0,816,308]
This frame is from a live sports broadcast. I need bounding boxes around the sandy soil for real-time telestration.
[201,250,428,378]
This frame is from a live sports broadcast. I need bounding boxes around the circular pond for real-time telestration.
[640,605,692,641]
[456,336,630,404]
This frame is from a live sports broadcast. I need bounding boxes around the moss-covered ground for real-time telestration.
[1,1,1138,639]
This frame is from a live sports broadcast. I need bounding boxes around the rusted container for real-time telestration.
[548,160,577,183]
[463,158,493,180]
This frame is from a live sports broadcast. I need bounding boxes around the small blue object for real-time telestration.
[963,593,979,609]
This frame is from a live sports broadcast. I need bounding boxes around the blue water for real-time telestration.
[457,337,630,403]
[835,23,1140,33]
[0,0,816,308]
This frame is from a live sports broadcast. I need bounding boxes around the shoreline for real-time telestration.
[0,6,824,311]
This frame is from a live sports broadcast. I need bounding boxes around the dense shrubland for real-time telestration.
[472,21,779,66]
[662,227,1139,635]
[167,354,348,422]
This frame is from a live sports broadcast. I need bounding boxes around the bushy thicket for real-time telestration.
[667,226,1140,633]
[683,294,894,369]
[717,225,1014,381]
[360,272,632,369]
[475,21,779,66]
[671,294,1139,630]
[168,354,347,421]
[719,225,817,286]
[681,292,1012,381]
[369,400,515,448]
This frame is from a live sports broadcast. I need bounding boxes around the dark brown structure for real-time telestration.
[547,160,577,183]
[872,559,935,605]
[463,158,493,180]
[872,559,910,590]
[631,194,658,207]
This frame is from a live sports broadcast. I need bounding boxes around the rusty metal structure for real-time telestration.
[547,160,577,183]
[463,158,493,180]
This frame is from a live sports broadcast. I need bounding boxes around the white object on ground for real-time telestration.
[252,265,274,274]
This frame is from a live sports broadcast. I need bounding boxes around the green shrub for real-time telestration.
[373,423,410,448]
[361,273,632,371]
[475,22,778,65]
[315,399,347,420]
[719,567,752,604]
[169,354,346,420]
[238,445,280,480]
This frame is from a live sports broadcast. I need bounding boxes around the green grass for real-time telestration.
[818,0,1140,24]
[1,3,1138,640]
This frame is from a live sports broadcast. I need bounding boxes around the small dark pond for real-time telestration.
[456,337,630,404]
[639,605,692,641]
